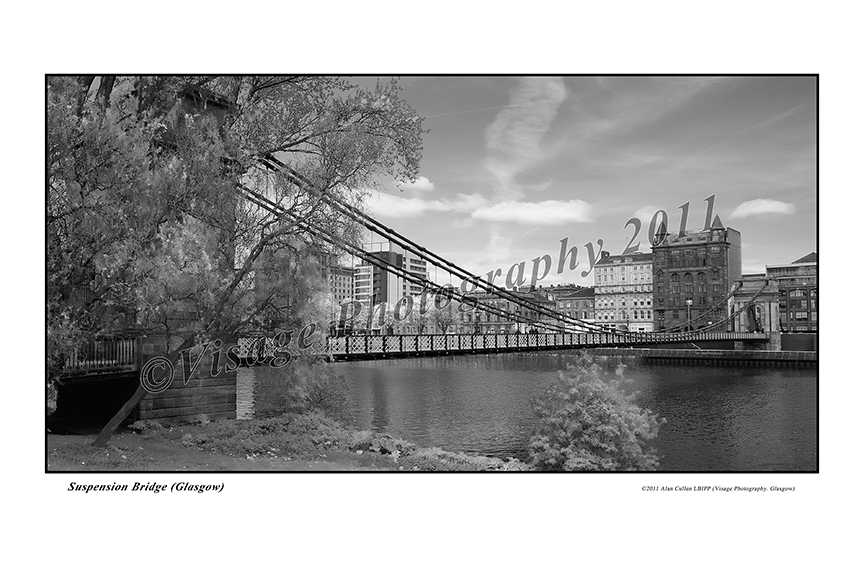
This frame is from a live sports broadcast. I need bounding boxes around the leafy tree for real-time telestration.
[529,354,664,471]
[429,304,458,333]
[47,76,425,445]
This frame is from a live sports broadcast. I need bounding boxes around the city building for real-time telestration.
[554,287,595,326]
[344,244,429,334]
[458,289,556,334]
[315,252,355,304]
[651,221,742,331]
[362,244,429,308]
[537,284,587,303]
[352,263,373,310]
[594,252,654,332]
[766,252,817,332]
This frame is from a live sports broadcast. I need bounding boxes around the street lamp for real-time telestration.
[685,298,693,331]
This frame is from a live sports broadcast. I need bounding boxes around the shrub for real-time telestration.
[529,354,664,471]
[252,358,354,424]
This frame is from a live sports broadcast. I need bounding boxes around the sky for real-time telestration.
[357,76,816,287]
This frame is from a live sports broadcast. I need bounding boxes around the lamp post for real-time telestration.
[686,298,693,331]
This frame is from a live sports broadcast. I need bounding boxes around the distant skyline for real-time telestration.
[357,76,816,287]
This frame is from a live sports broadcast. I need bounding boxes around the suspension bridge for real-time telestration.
[61,155,778,376]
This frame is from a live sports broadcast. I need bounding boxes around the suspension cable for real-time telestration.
[256,155,614,334]
[236,184,577,333]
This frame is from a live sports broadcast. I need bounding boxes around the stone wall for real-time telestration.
[135,335,237,423]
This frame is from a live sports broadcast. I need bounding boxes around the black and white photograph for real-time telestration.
[10,5,860,572]
[46,75,817,473]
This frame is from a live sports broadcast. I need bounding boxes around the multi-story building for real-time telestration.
[767,252,817,332]
[538,284,587,304]
[315,252,355,304]
[365,246,428,306]
[651,222,742,331]
[594,252,654,332]
[328,265,354,303]
[554,287,595,327]
[346,244,428,333]
[352,264,373,310]
[458,290,556,334]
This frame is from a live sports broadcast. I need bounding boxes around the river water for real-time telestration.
[327,352,817,472]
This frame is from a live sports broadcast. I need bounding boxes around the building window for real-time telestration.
[672,311,679,320]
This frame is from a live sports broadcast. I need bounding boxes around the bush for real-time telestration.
[252,358,354,424]
[529,354,664,471]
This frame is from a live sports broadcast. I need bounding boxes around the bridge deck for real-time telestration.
[60,332,770,375]
[315,331,768,361]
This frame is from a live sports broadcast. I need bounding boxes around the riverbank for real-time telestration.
[47,413,531,472]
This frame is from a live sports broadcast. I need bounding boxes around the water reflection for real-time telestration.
[328,353,816,472]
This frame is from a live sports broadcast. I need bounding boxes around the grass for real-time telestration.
[47,412,532,472]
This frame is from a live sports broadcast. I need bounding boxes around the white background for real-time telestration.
[3,1,855,573]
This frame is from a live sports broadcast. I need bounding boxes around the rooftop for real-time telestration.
[558,287,595,299]
[792,252,817,264]
[595,252,654,266]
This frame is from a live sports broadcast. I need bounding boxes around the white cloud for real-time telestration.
[471,199,594,225]
[729,199,796,219]
[366,191,594,227]
[366,192,486,218]
[483,77,568,199]
[397,176,435,193]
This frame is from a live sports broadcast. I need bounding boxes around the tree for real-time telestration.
[529,354,664,471]
[47,76,425,445]
[428,300,458,333]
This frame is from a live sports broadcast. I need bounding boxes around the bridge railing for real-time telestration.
[63,337,138,373]
[320,331,767,358]
[57,330,770,372]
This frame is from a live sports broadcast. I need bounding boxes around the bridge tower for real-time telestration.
[730,274,781,351]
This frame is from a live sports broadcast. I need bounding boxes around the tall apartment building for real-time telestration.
[766,252,817,332]
[365,246,428,306]
[353,264,373,309]
[594,252,654,332]
[651,222,742,331]
[347,244,428,333]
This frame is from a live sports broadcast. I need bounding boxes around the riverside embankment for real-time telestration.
[591,347,818,366]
